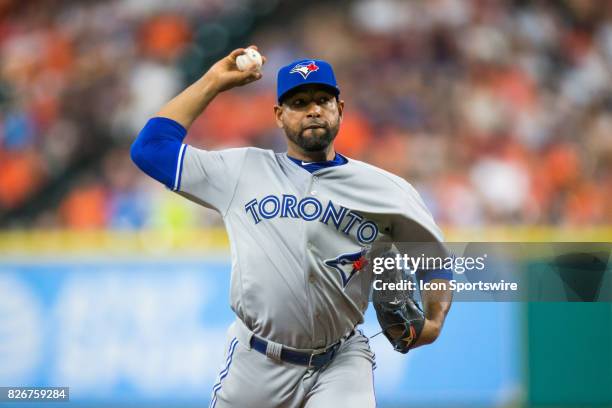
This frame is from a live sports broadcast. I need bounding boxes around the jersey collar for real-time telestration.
[286,152,348,174]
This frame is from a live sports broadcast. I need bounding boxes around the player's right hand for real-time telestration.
[203,46,266,94]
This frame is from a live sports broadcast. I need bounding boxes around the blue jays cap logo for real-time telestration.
[290,61,319,79]
[325,247,369,288]
[277,58,338,103]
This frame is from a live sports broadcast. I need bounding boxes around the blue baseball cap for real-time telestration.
[277,59,340,104]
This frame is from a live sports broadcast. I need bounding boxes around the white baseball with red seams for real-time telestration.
[236,48,263,72]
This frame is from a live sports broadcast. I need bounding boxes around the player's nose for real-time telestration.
[306,102,322,117]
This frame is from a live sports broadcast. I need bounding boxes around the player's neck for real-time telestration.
[286,144,336,163]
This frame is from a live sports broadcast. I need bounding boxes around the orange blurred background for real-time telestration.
[0,0,611,231]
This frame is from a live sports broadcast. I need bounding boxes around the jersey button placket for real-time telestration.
[310,174,318,196]
[304,222,318,346]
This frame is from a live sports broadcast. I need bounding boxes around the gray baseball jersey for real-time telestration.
[177,146,443,350]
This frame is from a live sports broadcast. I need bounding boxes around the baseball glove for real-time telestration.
[372,252,425,354]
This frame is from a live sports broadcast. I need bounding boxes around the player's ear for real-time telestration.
[337,99,345,122]
[273,105,284,128]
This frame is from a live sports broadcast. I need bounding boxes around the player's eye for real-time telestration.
[319,96,330,104]
[292,99,304,107]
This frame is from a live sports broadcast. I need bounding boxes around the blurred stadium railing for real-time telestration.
[0,226,610,254]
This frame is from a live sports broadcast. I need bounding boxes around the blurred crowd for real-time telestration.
[1,0,611,229]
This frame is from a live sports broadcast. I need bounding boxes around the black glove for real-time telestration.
[372,251,425,354]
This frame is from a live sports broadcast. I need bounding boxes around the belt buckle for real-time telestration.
[308,347,328,368]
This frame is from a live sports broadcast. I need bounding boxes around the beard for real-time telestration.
[284,118,340,152]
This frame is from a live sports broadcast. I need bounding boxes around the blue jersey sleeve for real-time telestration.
[416,268,453,283]
[130,116,187,190]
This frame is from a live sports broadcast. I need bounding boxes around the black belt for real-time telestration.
[249,331,354,369]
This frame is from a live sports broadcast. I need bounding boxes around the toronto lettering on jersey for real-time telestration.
[244,194,379,245]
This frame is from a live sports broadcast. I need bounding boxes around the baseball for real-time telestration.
[236,47,263,72]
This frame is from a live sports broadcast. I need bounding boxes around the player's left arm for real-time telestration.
[390,179,454,348]
[412,277,452,348]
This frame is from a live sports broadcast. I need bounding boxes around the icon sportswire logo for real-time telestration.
[290,61,319,79]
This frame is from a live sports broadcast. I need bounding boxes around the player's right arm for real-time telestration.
[130,47,265,211]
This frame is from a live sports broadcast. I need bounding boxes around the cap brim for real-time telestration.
[278,82,340,104]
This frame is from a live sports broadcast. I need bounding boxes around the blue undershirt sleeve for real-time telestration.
[130,116,187,190]
[416,268,453,283]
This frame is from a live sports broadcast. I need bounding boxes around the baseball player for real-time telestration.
[131,46,452,407]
